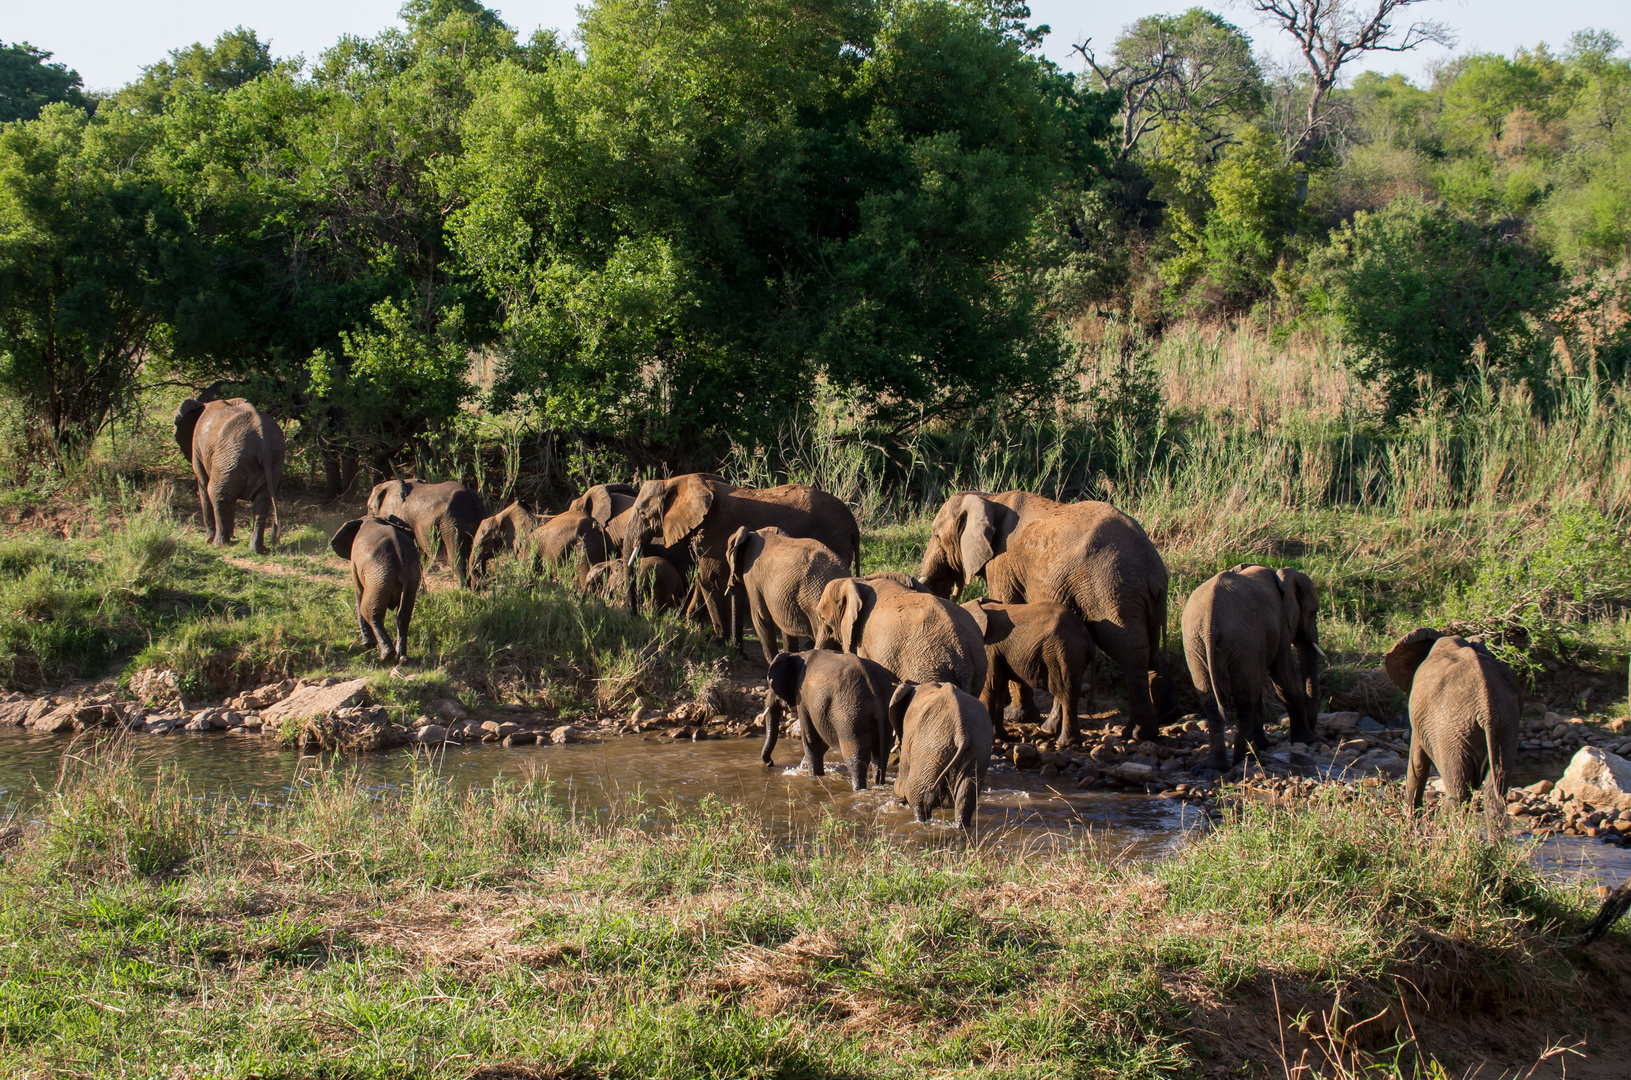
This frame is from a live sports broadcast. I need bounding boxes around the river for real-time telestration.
[2,727,1627,886]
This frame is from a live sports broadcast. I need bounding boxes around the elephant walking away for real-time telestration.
[625,474,861,644]
[727,526,850,665]
[174,396,285,554]
[1385,628,1521,831]
[812,574,989,695]
[961,598,1094,744]
[890,681,994,828]
[367,480,486,587]
[330,517,421,662]
[1181,564,1322,771]
[763,650,896,790]
[583,556,687,614]
[920,491,1173,742]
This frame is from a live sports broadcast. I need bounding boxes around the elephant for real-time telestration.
[812,574,988,695]
[471,502,539,580]
[919,490,1173,742]
[568,484,639,552]
[534,510,613,578]
[625,474,861,645]
[890,681,994,828]
[173,396,285,554]
[961,598,1095,745]
[1181,564,1323,771]
[330,516,421,662]
[1384,628,1521,831]
[367,480,486,587]
[762,650,896,790]
[726,526,850,665]
[583,556,687,614]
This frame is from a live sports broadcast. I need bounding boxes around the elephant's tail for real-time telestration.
[1483,714,1508,838]
[269,493,281,546]
[1203,627,1230,733]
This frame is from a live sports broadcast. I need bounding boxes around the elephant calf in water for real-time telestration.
[762,650,895,790]
[1384,628,1520,831]
[331,517,421,663]
[890,681,994,829]
[961,598,1094,745]
[1181,564,1322,771]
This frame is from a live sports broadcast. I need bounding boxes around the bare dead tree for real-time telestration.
[1246,0,1456,162]
[1077,10,1264,163]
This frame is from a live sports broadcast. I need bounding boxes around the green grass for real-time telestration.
[0,742,1623,1078]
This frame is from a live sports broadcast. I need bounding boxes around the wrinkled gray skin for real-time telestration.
[961,598,1095,745]
[1182,564,1322,770]
[537,510,612,580]
[890,681,994,828]
[367,480,486,588]
[919,490,1175,742]
[583,556,687,614]
[471,502,538,580]
[1385,628,1521,832]
[174,397,285,554]
[625,474,861,647]
[812,574,989,695]
[331,517,421,662]
[727,526,849,666]
[569,484,638,552]
[763,650,896,790]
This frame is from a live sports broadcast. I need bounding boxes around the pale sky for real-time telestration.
[2,0,1628,95]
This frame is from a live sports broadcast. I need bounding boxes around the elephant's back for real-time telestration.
[1019,504,1167,619]
[356,520,421,575]
[866,592,985,691]
[729,486,857,556]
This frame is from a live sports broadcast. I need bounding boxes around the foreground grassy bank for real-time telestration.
[0,744,1626,1078]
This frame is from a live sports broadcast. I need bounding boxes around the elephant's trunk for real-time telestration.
[1297,633,1321,715]
[761,696,783,766]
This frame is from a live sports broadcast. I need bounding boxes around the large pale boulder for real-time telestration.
[259,677,371,729]
[1557,746,1631,813]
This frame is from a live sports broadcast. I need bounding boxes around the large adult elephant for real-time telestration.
[367,480,486,587]
[1182,564,1322,771]
[920,490,1172,741]
[1385,628,1521,832]
[174,396,285,554]
[625,474,860,642]
[568,484,638,551]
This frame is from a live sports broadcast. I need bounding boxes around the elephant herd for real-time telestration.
[171,396,1524,829]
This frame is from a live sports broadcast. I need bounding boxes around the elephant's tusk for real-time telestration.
[1312,642,1328,660]
[627,544,641,569]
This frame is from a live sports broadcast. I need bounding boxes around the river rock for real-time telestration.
[414,723,447,744]
[30,703,78,735]
[434,698,470,721]
[260,677,371,728]
[1357,716,1386,733]
[1012,743,1041,770]
[1318,711,1362,734]
[1524,779,1554,795]
[502,732,536,747]
[1107,761,1157,785]
[183,714,212,732]
[236,680,295,710]
[1557,747,1631,812]
[551,725,579,745]
[0,698,43,727]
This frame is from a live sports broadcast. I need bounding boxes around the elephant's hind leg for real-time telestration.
[395,582,417,661]
[209,487,237,546]
[1403,738,1432,809]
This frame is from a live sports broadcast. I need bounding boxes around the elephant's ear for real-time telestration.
[726,526,753,589]
[330,519,365,560]
[173,399,205,462]
[1384,628,1445,694]
[585,486,618,527]
[1276,568,1319,642]
[366,481,393,517]
[766,651,805,709]
[494,511,518,550]
[662,475,715,548]
[961,598,990,638]
[888,681,918,736]
[603,483,638,497]
[958,496,999,579]
[838,578,865,652]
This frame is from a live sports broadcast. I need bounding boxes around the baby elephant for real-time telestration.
[763,650,896,790]
[727,526,849,665]
[1182,564,1322,771]
[1385,628,1520,830]
[961,598,1094,745]
[331,516,421,662]
[582,556,687,614]
[890,681,994,829]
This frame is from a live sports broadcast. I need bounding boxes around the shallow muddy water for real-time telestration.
[3,727,1628,885]
[0,727,1196,859]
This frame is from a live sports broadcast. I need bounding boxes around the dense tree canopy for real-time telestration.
[1,0,1629,469]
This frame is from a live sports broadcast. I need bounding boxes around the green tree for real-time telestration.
[112,28,277,116]
[454,0,1103,444]
[0,106,213,456]
[0,41,87,123]
[1198,127,1298,307]
[1316,197,1562,416]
